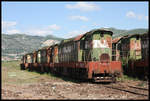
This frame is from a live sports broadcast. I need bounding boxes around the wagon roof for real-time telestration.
[113,33,146,43]
[25,52,33,55]
[112,35,130,43]
[74,34,85,41]
[140,32,148,36]
[112,36,122,43]
[38,46,50,51]
[33,50,38,53]
[128,33,141,38]
[60,34,84,44]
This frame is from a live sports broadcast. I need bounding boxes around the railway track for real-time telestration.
[103,83,149,97]
[127,85,148,91]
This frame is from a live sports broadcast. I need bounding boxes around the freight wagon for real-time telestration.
[20,29,122,82]
[112,32,149,79]
[20,53,33,70]
[132,32,149,78]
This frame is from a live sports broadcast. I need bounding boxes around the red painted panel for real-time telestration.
[87,61,122,79]
[110,61,122,73]
[134,59,149,67]
[33,63,38,67]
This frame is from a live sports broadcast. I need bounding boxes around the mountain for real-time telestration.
[2,34,63,61]
[100,27,148,38]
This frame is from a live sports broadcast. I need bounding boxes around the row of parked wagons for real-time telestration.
[21,29,122,82]
[20,29,149,82]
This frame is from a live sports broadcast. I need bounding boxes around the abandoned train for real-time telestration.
[112,32,149,78]
[20,29,123,82]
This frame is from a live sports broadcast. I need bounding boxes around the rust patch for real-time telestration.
[100,53,110,63]
[106,36,112,48]
[74,34,84,41]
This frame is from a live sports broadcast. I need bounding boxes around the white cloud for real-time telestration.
[126,11,136,18]
[26,29,53,36]
[6,29,20,34]
[26,24,60,36]
[47,24,60,30]
[2,21,17,29]
[2,21,61,36]
[2,21,19,34]
[70,15,89,21]
[64,30,86,39]
[126,11,148,21]
[65,2,100,12]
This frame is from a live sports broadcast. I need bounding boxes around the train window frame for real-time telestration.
[100,33,104,37]
[80,40,85,49]
[136,35,140,40]
[117,43,121,50]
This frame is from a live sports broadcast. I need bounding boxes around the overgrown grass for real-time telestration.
[2,60,21,70]
[117,74,139,82]
[117,75,147,87]
[2,60,77,85]
[2,60,60,85]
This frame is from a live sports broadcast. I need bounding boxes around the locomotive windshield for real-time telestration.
[92,31,111,49]
[93,39,109,48]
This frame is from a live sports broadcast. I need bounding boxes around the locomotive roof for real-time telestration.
[86,29,113,35]
[140,32,148,36]
[60,29,113,44]
[80,29,113,39]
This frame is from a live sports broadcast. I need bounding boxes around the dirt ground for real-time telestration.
[1,61,149,100]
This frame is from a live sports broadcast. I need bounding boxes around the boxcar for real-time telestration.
[112,33,149,78]
[24,53,33,70]
[20,55,26,70]
[132,32,149,78]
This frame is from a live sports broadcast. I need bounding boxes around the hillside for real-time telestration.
[101,27,148,38]
[2,34,63,61]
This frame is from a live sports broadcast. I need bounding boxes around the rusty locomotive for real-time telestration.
[112,32,149,79]
[20,29,123,82]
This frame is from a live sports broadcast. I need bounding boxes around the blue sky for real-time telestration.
[2,1,149,38]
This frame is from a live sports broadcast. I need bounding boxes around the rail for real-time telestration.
[104,84,148,97]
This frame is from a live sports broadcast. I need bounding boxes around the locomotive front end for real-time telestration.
[86,30,122,82]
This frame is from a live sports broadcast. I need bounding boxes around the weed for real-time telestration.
[117,74,140,82]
